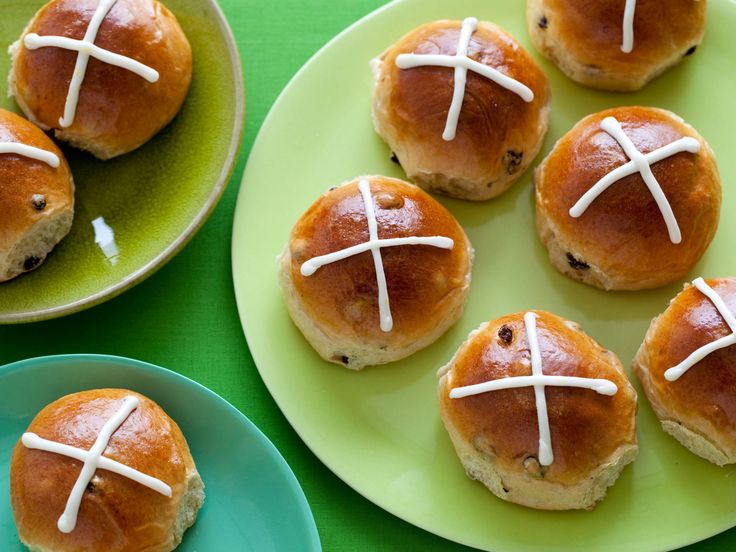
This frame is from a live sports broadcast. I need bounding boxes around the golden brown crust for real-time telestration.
[535,106,721,290]
[438,312,637,491]
[10,389,200,552]
[633,278,736,463]
[0,108,73,260]
[11,0,192,159]
[373,20,550,200]
[283,175,472,368]
[527,0,706,90]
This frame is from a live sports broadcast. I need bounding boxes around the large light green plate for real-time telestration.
[0,355,321,551]
[232,1,736,550]
[0,0,243,323]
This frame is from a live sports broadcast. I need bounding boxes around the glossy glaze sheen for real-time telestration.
[536,106,720,285]
[233,0,736,549]
[643,279,736,435]
[0,0,242,323]
[440,311,636,485]
[290,177,471,343]
[0,109,73,252]
[11,389,193,551]
[12,0,192,158]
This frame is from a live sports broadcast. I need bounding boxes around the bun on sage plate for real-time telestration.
[278,175,473,370]
[372,17,550,201]
[438,310,638,510]
[535,106,720,291]
[526,0,707,91]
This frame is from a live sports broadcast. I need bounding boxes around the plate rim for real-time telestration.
[0,0,246,325]
[0,353,322,551]
[231,1,736,550]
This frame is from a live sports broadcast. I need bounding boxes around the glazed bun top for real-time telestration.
[11,0,192,159]
[539,0,706,70]
[373,19,550,195]
[536,106,720,289]
[11,388,197,551]
[439,311,637,485]
[642,278,736,434]
[0,108,73,254]
[287,175,472,346]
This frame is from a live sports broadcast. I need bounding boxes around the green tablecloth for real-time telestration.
[0,1,732,550]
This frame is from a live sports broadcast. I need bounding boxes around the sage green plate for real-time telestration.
[0,354,321,551]
[232,0,736,550]
[0,0,243,323]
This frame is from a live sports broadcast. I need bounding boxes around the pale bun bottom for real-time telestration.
[277,245,471,370]
[0,208,73,283]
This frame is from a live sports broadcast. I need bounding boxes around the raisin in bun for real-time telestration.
[535,106,720,291]
[9,0,192,159]
[372,18,550,201]
[527,0,706,91]
[0,108,74,282]
[438,311,638,510]
[634,277,736,465]
[10,388,204,552]
[278,175,473,370]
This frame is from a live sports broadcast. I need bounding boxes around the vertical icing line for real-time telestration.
[524,312,554,466]
[621,0,637,53]
[358,179,393,332]
[443,17,477,141]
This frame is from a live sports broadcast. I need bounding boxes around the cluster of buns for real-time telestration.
[10,389,204,552]
[279,1,727,515]
[1,0,192,282]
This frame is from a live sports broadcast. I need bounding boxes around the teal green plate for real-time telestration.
[232,0,736,551]
[0,354,321,551]
[0,0,244,323]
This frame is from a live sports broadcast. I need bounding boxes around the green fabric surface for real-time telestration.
[0,1,733,550]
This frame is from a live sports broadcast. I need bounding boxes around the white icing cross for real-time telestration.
[569,116,700,244]
[0,142,59,167]
[23,0,160,129]
[665,278,736,382]
[300,179,455,332]
[450,312,618,466]
[22,395,171,533]
[395,17,534,141]
[621,0,637,53]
